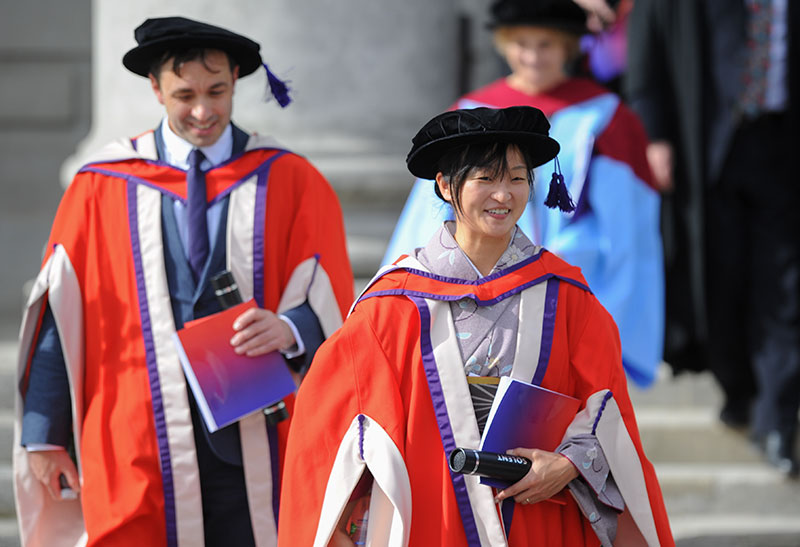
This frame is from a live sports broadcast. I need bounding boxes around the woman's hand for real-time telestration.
[493,448,579,505]
[230,307,295,356]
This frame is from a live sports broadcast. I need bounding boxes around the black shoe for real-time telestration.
[762,430,799,478]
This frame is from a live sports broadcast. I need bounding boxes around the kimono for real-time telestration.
[279,224,673,546]
[382,78,664,387]
[13,131,353,546]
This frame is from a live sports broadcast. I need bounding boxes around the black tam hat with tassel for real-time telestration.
[406,106,575,213]
[123,16,292,108]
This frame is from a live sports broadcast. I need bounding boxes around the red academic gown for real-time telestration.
[279,251,673,546]
[13,133,353,546]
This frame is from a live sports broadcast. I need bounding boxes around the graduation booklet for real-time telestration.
[479,376,581,488]
[173,299,297,432]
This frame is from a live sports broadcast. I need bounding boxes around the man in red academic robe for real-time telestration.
[14,16,353,547]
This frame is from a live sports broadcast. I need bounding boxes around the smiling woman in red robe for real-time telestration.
[278,106,673,547]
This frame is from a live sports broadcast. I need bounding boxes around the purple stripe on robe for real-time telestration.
[401,248,545,286]
[306,253,321,298]
[80,161,283,208]
[268,423,281,526]
[215,146,289,170]
[532,279,560,386]
[356,273,589,309]
[206,150,287,205]
[253,169,268,308]
[78,145,288,176]
[591,391,614,435]
[127,182,178,547]
[81,167,184,202]
[358,414,366,460]
[252,151,287,308]
[409,296,481,547]
[501,498,515,539]
[250,151,287,526]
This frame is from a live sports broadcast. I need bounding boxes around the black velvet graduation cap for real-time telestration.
[407,106,575,212]
[406,106,559,179]
[123,16,291,106]
[487,0,588,35]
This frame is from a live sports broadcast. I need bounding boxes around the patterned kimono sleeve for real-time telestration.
[563,293,674,547]
[558,434,623,546]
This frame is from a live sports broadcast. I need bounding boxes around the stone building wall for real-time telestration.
[0,0,92,334]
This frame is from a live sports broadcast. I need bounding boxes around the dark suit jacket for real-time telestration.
[624,0,798,373]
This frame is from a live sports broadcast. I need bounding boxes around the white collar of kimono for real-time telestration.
[441,220,520,278]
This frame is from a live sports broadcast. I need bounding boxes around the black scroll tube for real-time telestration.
[448,448,532,483]
[210,270,289,426]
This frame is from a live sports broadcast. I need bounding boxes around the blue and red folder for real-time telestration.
[479,376,581,489]
[173,299,297,432]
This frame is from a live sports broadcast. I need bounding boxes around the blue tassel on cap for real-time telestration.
[262,63,292,108]
[544,157,575,213]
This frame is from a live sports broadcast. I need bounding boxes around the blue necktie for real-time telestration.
[186,148,209,280]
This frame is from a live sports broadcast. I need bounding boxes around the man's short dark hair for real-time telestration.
[149,47,238,81]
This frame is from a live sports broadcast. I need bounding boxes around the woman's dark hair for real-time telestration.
[435,142,536,215]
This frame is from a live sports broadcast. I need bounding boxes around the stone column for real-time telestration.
[0,0,92,324]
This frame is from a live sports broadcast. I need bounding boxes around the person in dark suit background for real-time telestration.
[625,0,800,475]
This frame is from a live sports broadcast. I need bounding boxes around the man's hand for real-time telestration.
[493,448,578,505]
[28,449,80,501]
[231,307,295,357]
[646,140,675,193]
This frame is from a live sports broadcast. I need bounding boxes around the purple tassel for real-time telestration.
[543,158,575,213]
[262,63,292,108]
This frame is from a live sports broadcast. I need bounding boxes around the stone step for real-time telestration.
[0,466,14,518]
[661,464,800,545]
[0,341,16,375]
[672,517,800,547]
[628,365,723,409]
[343,205,399,278]
[636,407,764,464]
[347,234,388,279]
[0,518,18,547]
[0,414,11,465]
[656,463,800,516]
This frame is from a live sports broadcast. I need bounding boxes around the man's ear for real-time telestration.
[232,65,240,86]
[149,74,165,105]
[435,172,451,202]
